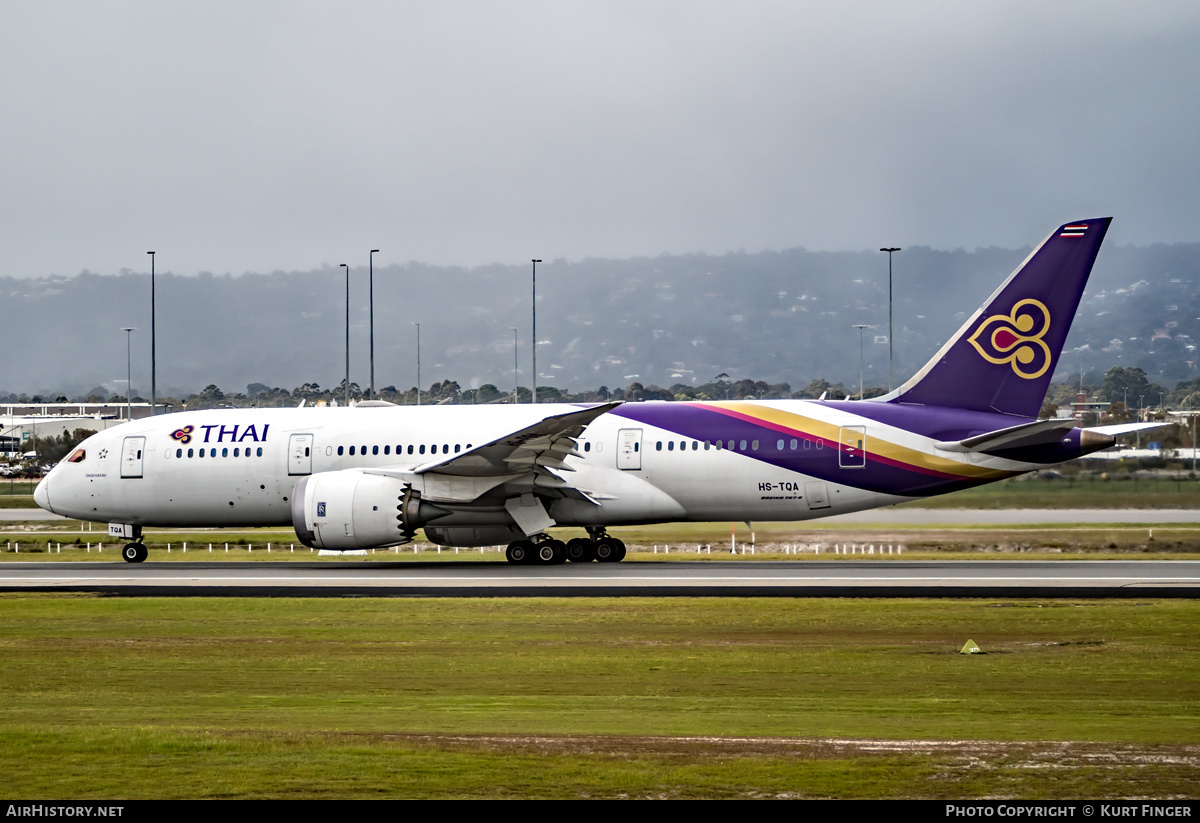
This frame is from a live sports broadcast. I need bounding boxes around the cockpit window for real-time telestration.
[67,449,86,463]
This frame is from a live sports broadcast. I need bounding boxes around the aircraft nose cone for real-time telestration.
[33,477,52,513]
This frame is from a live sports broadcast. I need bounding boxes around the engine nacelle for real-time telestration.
[291,470,449,550]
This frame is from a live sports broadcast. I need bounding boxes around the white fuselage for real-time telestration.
[35,399,1047,541]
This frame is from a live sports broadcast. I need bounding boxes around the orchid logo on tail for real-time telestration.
[967,299,1052,379]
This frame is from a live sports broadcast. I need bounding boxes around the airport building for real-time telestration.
[0,402,159,459]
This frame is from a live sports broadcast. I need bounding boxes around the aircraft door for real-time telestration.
[839,426,866,469]
[288,433,314,476]
[120,436,146,478]
[616,428,642,470]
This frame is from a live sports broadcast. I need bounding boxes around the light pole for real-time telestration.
[341,263,350,406]
[852,324,870,400]
[413,322,421,406]
[120,327,136,421]
[879,247,900,391]
[147,252,156,415]
[369,249,379,400]
[1139,395,1145,449]
[531,259,542,403]
[511,327,519,404]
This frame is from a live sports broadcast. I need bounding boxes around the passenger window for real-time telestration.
[198,449,204,459]
[656,441,662,451]
[728,440,735,450]
[443,444,449,454]
[361,445,366,455]
[187,448,193,458]
[585,442,591,452]
[256,447,262,457]
[454,444,460,453]
[419,445,426,455]
[667,442,674,451]
[692,442,698,451]
[174,448,181,459]
[407,445,413,455]
[372,445,379,456]
[222,448,228,457]
[777,439,784,451]
[349,446,355,456]
[739,440,746,451]
[752,440,759,451]
[337,446,344,456]
[790,439,798,450]
[384,446,390,455]
[704,442,710,451]
[234,447,240,457]
[305,447,310,456]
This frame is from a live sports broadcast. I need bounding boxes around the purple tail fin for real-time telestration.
[887,218,1112,418]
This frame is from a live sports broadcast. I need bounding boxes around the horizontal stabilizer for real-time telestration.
[1084,421,1176,438]
[936,418,1077,453]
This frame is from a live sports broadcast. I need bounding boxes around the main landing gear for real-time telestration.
[504,529,626,565]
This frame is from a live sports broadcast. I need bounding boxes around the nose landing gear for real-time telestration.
[121,542,148,564]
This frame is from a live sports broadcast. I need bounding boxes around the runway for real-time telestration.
[1,559,1197,597]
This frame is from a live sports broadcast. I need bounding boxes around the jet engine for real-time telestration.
[291,469,449,550]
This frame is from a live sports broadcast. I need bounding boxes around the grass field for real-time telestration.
[1,595,1197,798]
[905,475,1200,509]
[6,522,1200,562]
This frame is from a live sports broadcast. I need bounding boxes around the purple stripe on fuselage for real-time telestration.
[818,399,1034,440]
[612,402,1002,497]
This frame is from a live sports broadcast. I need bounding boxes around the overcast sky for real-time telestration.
[3,1,1198,278]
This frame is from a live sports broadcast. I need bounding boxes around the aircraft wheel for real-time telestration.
[122,543,147,564]
[536,539,566,565]
[613,539,627,562]
[506,540,534,565]
[594,537,621,563]
[565,538,594,562]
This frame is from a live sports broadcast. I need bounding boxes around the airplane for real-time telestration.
[35,217,1160,565]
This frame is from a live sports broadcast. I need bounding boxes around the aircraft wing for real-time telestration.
[412,401,620,481]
